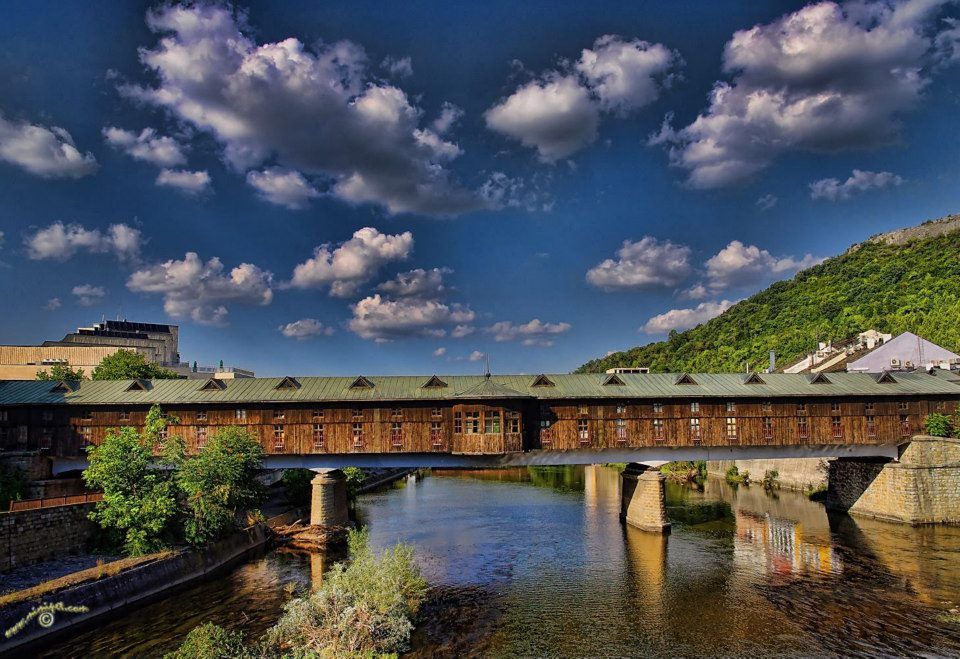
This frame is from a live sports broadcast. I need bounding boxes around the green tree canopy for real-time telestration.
[91,350,179,381]
[35,363,86,381]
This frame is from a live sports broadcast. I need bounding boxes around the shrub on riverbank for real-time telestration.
[660,461,707,483]
[924,413,955,437]
[725,465,749,485]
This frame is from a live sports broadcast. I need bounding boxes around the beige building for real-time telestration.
[0,345,154,380]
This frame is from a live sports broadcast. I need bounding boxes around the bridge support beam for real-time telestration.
[620,463,670,534]
[310,469,349,528]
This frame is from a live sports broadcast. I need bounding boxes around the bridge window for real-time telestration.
[653,418,665,441]
[831,402,841,412]
[577,419,590,444]
[119,410,130,422]
[725,417,738,440]
[866,416,876,438]
[313,424,324,449]
[726,402,736,413]
[762,417,774,439]
[653,402,663,414]
[41,410,53,422]
[432,407,442,418]
[796,403,806,414]
[81,410,93,421]
[392,408,403,419]
[197,409,207,421]
[899,415,911,437]
[235,408,247,421]
[454,411,463,434]
[80,426,92,446]
[313,409,324,419]
[832,416,843,439]
[39,428,53,450]
[578,405,588,416]
[484,411,501,434]
[539,419,552,446]
[762,401,772,413]
[897,401,908,411]
[430,421,443,447]
[197,426,207,449]
[690,401,700,414]
[352,423,364,448]
[689,418,701,443]
[506,411,520,433]
[616,418,627,443]
[273,425,285,450]
[935,400,945,412]
[274,408,285,420]
[616,404,626,415]
[465,411,480,434]
[353,408,363,419]
[865,402,875,413]
[391,422,403,448]
[797,417,809,439]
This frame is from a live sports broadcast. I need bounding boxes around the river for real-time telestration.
[40,466,960,657]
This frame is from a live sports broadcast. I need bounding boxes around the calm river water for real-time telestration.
[41,466,960,657]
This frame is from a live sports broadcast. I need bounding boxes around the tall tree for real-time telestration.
[35,363,86,381]
[91,350,179,380]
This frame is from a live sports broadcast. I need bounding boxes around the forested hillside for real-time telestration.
[578,216,960,374]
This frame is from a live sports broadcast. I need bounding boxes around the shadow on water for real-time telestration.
[35,466,960,658]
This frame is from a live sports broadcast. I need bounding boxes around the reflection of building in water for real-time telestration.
[735,510,840,577]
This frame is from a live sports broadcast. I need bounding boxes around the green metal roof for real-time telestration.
[0,371,958,406]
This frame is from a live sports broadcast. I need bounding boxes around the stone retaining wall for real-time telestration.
[708,458,829,491]
[0,503,97,572]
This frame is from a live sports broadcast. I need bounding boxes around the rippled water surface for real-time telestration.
[41,467,960,657]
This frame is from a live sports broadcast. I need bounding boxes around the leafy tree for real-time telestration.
[281,468,314,505]
[91,350,179,381]
[175,426,265,546]
[924,413,954,437]
[36,363,86,381]
[0,464,25,510]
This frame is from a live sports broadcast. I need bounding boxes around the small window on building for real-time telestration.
[197,426,208,449]
[866,416,877,438]
[726,402,736,413]
[616,418,627,443]
[0,411,8,422]
[935,400,946,412]
[539,419,552,445]
[726,417,738,440]
[313,424,325,450]
[352,423,364,447]
[797,417,809,439]
[832,416,843,439]
[690,401,700,414]
[313,409,325,419]
[506,411,520,434]
[830,402,841,412]
[454,411,463,434]
[41,410,53,422]
[653,402,663,414]
[197,409,207,421]
[81,410,93,421]
[235,408,247,421]
[391,421,403,447]
[865,402,875,413]
[578,405,588,416]
[796,402,806,414]
[119,410,130,422]
[763,417,774,439]
[762,401,772,413]
[899,415,911,437]
[274,408,285,420]
[392,408,403,419]
[430,421,443,447]
[898,401,909,411]
[465,411,480,434]
[616,404,626,415]
[689,417,701,441]
[273,425,285,450]
[352,408,363,419]
[484,411,501,434]
[577,418,589,443]
[80,426,92,446]
[39,428,53,450]
[432,407,442,418]
[653,418,665,441]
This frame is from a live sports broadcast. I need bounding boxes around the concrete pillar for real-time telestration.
[620,463,670,534]
[310,470,349,528]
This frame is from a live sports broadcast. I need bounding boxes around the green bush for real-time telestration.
[0,464,25,511]
[342,466,366,500]
[163,622,249,659]
[725,465,749,485]
[762,469,780,491]
[925,413,954,437]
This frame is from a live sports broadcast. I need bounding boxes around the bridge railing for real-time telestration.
[8,492,103,512]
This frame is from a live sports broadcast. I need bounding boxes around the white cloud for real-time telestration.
[586,236,691,290]
[0,113,97,178]
[756,194,778,211]
[348,294,475,341]
[25,222,142,262]
[377,267,450,298]
[432,102,464,135]
[381,55,413,78]
[246,167,319,209]
[278,318,335,339]
[809,169,904,201]
[123,4,479,216]
[102,126,186,167]
[432,347,447,357]
[289,227,413,297]
[127,252,273,325]
[704,240,820,291]
[468,350,485,362]
[641,300,735,334]
[451,324,475,338]
[486,35,679,160]
[72,284,106,307]
[44,297,61,311]
[486,318,572,347]
[156,168,211,194]
[651,0,957,188]
[479,171,554,212]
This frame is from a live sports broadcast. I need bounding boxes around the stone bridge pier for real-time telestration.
[620,463,670,534]
[310,469,349,528]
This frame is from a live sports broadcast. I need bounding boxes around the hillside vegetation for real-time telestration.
[578,215,960,374]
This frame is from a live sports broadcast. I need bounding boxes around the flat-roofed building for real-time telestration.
[0,345,155,380]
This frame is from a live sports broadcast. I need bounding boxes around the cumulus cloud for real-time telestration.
[127,252,273,325]
[641,300,735,334]
[44,297,61,311]
[377,267,450,298]
[156,168,211,194]
[246,167,319,209]
[756,194,778,211]
[433,347,447,357]
[809,169,904,200]
[102,126,186,167]
[486,35,679,161]
[486,319,572,346]
[586,236,692,290]
[278,318,335,339]
[432,102,464,135]
[381,55,413,78]
[289,227,413,297]
[0,113,97,178]
[479,171,554,212]
[651,0,957,188]
[468,350,486,362]
[451,324,475,338]
[704,240,820,291]
[25,222,142,262]
[72,284,106,306]
[122,4,479,216]
[348,294,475,341]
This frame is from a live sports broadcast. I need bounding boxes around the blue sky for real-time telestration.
[1,0,959,376]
